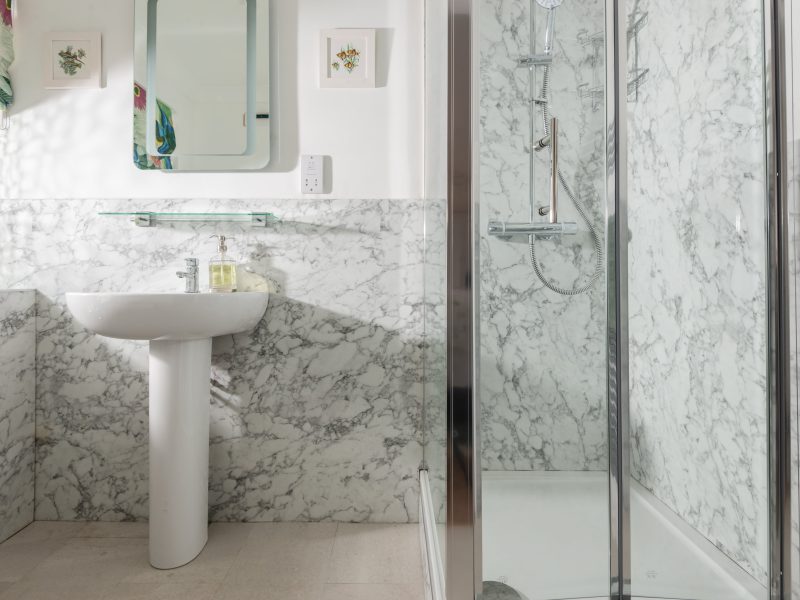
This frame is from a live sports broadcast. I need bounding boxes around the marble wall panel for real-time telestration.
[0,290,36,542]
[479,0,608,471]
[0,199,425,524]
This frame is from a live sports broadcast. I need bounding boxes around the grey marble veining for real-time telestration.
[627,0,769,583]
[0,289,35,542]
[479,0,608,471]
[0,198,425,524]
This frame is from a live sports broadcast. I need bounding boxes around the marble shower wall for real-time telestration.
[0,290,36,542]
[479,0,608,470]
[0,199,424,524]
[627,0,769,583]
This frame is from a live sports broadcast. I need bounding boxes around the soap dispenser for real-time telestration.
[209,235,238,293]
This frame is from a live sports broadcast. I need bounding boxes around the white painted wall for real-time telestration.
[0,0,424,200]
[424,0,447,202]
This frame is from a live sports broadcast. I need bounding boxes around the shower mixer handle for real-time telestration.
[487,221,578,238]
[548,117,559,224]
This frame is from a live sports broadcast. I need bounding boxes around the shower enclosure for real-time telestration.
[421,0,798,598]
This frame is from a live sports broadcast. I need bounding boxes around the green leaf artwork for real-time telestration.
[58,45,86,76]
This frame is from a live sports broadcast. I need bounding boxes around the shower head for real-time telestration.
[538,0,562,55]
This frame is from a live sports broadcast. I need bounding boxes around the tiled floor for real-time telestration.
[0,521,426,600]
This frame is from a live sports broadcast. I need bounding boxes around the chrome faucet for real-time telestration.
[176,258,199,294]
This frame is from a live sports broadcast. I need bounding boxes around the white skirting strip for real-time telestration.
[420,470,445,600]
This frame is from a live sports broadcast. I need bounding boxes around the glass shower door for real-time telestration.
[625,0,772,598]
[477,0,611,598]
[444,0,789,596]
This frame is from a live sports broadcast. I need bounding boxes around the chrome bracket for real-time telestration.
[132,213,154,227]
[250,213,271,227]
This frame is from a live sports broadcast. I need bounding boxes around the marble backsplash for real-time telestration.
[479,0,608,471]
[627,0,769,583]
[0,290,36,542]
[0,198,425,523]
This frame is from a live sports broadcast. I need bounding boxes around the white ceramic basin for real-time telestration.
[65,292,269,341]
[65,291,268,570]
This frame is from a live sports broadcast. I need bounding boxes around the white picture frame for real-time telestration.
[320,28,376,89]
[44,32,102,89]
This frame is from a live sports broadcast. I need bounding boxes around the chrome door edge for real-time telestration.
[447,0,481,598]
[606,0,631,598]
[764,0,793,596]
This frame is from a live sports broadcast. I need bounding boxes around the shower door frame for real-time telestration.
[445,0,795,598]
[602,0,795,596]
[447,0,481,599]
[606,0,630,596]
[605,0,795,595]
[764,0,793,597]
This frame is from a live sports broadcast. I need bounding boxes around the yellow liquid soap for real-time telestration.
[209,261,237,293]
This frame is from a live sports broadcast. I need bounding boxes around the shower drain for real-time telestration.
[482,581,524,600]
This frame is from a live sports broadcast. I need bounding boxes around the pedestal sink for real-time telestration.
[65,292,269,569]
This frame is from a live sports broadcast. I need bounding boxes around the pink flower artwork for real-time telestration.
[1,0,12,28]
[133,82,146,111]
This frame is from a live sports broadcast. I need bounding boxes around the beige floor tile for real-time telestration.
[0,523,87,584]
[18,538,147,585]
[224,523,337,587]
[327,524,424,586]
[78,522,149,539]
[95,581,223,600]
[0,578,114,600]
[2,522,88,545]
[322,583,425,600]
[121,523,251,584]
[0,580,213,600]
[0,521,427,599]
[216,581,325,600]
[0,543,59,584]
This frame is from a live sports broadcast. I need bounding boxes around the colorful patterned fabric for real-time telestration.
[133,82,176,170]
[0,0,13,112]
[155,99,176,155]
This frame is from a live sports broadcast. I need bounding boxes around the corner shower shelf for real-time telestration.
[99,212,279,228]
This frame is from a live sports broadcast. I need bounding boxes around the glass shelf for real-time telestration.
[99,212,279,228]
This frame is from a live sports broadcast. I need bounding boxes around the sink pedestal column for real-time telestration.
[148,338,213,569]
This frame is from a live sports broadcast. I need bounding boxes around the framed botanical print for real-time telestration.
[320,29,376,89]
[44,32,102,89]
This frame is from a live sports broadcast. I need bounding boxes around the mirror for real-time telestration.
[133,0,270,171]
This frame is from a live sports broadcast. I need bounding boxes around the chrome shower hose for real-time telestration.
[529,65,604,296]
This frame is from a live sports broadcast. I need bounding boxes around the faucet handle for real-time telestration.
[177,258,200,293]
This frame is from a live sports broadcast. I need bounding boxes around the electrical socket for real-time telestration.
[302,155,325,194]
